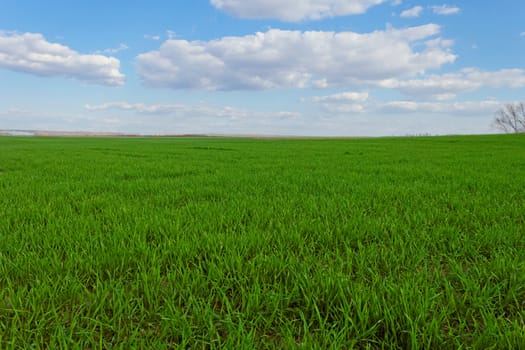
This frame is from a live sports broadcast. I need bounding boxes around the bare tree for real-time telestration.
[493,102,525,133]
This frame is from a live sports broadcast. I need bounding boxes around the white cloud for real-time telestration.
[137,25,455,91]
[305,91,369,113]
[381,68,525,100]
[520,32,525,37]
[96,43,129,55]
[0,31,125,86]
[380,100,501,115]
[432,5,461,15]
[309,91,369,103]
[4,96,504,137]
[400,6,423,18]
[306,90,505,117]
[0,107,113,133]
[210,0,387,21]
[303,94,504,136]
[83,101,303,135]
[84,101,300,119]
[0,107,34,117]
[144,34,161,41]
[305,92,503,116]
[1,103,301,135]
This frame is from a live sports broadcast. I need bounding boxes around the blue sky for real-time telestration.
[1,0,524,136]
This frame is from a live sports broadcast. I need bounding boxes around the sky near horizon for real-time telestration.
[1,1,524,136]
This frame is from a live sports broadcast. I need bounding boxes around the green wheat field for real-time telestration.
[1,134,524,349]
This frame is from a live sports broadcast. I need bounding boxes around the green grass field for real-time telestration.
[0,134,524,349]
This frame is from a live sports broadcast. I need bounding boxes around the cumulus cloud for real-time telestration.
[0,31,125,86]
[432,5,461,15]
[400,6,423,18]
[136,25,455,91]
[380,68,525,100]
[210,0,387,21]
